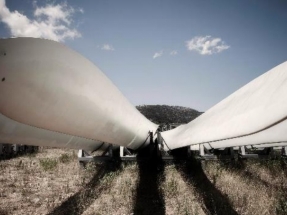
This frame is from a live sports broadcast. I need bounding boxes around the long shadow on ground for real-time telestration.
[258,157,287,178]
[133,147,165,215]
[174,153,238,215]
[47,161,121,215]
[0,209,9,215]
[219,159,284,192]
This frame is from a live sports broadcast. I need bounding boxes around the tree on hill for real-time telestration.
[136,105,203,124]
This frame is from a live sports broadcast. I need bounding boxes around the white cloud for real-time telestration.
[79,8,84,14]
[170,50,178,55]
[153,50,163,59]
[186,36,230,55]
[101,44,115,51]
[0,0,81,42]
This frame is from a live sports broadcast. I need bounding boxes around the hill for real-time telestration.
[136,105,203,124]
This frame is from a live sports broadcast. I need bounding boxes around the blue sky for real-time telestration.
[1,0,287,111]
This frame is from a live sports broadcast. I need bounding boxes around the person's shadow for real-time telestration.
[173,150,238,215]
[47,161,121,215]
[133,143,166,215]
[219,158,282,191]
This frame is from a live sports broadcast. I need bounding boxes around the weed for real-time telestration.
[25,152,37,158]
[165,176,179,197]
[260,159,282,173]
[84,162,98,174]
[59,153,71,163]
[72,150,77,159]
[39,158,58,171]
[101,171,118,184]
[276,191,287,215]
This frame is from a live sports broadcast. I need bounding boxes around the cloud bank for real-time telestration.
[0,0,81,42]
[186,36,229,55]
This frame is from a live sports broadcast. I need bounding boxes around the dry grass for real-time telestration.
[162,164,204,215]
[204,161,274,215]
[82,162,138,215]
[1,149,287,215]
[0,148,83,215]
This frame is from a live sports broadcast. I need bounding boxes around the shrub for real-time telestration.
[59,153,71,163]
[276,191,287,215]
[39,158,58,171]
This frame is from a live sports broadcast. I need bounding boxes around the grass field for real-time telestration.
[1,147,287,215]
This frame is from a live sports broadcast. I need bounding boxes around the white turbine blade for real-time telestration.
[190,119,287,150]
[0,111,109,152]
[162,61,287,150]
[0,38,157,150]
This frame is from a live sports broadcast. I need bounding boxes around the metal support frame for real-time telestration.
[76,132,280,164]
[238,146,258,159]
[157,131,164,152]
[198,144,217,160]
[213,147,235,160]
[3,144,13,157]
[156,131,169,159]
[133,131,156,160]
[157,131,190,160]
[0,144,38,158]
[13,144,21,154]
[78,149,94,162]
[77,131,155,165]
[119,146,137,161]
[25,145,34,153]
[76,138,287,164]
[227,147,235,159]
[238,146,272,159]
[281,147,287,157]
[78,144,114,166]
[192,145,236,160]
[77,131,171,164]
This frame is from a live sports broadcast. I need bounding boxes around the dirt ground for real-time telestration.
[1,148,287,215]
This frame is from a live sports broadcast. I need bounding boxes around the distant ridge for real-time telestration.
[136,105,203,124]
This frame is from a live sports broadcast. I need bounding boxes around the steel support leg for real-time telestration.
[199,144,217,160]
[282,147,287,157]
